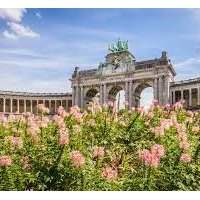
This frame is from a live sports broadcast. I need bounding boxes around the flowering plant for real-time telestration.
[0,102,200,191]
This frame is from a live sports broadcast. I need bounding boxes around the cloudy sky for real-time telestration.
[0,9,200,104]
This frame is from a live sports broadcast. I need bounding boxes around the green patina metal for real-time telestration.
[108,38,128,53]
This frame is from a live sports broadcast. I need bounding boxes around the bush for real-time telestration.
[0,101,200,191]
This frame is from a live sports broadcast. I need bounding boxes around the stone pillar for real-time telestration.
[198,87,200,105]
[163,76,170,105]
[153,78,158,101]
[100,84,103,105]
[10,99,13,113]
[66,100,68,111]
[80,86,84,109]
[17,99,19,113]
[129,81,133,109]
[24,100,26,113]
[125,81,129,108]
[30,100,33,113]
[103,83,107,104]
[55,100,57,113]
[173,91,175,104]
[189,88,192,107]
[36,100,39,114]
[3,98,5,113]
[75,86,79,106]
[158,76,163,105]
[49,100,51,112]
[72,86,75,106]
[181,89,183,101]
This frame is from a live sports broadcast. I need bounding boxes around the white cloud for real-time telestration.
[3,22,40,39]
[0,8,26,23]
[35,12,42,19]
[174,57,200,80]
[2,30,18,40]
[0,8,40,40]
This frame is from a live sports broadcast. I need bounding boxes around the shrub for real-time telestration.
[0,102,200,191]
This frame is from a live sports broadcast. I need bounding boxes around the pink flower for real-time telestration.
[21,156,31,170]
[151,144,165,157]
[152,126,165,137]
[107,101,114,107]
[137,107,144,115]
[164,104,171,110]
[152,99,159,106]
[6,136,23,149]
[59,132,69,145]
[70,150,85,168]
[37,104,49,114]
[173,101,183,109]
[101,166,118,181]
[93,146,105,158]
[139,144,165,168]
[180,153,192,163]
[0,155,12,167]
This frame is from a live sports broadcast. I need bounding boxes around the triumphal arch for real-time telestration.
[71,39,176,109]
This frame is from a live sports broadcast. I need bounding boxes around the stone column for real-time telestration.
[100,84,103,105]
[189,88,192,107]
[125,81,129,108]
[153,78,158,101]
[75,86,80,106]
[198,87,200,105]
[66,100,68,111]
[158,76,163,105]
[49,100,51,113]
[163,76,170,105]
[181,89,183,101]
[103,83,107,104]
[3,98,5,113]
[36,100,39,114]
[72,86,75,106]
[55,100,57,113]
[17,99,19,113]
[129,81,133,109]
[55,100,57,112]
[30,100,33,113]
[173,91,176,104]
[80,86,83,109]
[10,99,13,113]
[24,100,26,113]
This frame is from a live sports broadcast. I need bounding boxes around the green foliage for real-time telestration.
[0,103,200,191]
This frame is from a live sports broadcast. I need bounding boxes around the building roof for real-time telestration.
[170,77,200,87]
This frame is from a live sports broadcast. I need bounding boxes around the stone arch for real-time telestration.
[84,87,100,106]
[107,84,126,110]
[133,80,153,108]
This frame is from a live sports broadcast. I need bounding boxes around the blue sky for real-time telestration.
[0,8,200,95]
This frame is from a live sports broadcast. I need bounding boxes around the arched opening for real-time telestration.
[134,82,153,109]
[85,88,100,106]
[140,87,154,109]
[108,85,126,111]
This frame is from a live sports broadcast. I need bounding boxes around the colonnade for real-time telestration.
[0,97,72,115]
[170,87,200,108]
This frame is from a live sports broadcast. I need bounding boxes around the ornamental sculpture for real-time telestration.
[108,38,128,53]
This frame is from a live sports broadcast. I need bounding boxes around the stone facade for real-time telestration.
[71,49,176,109]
